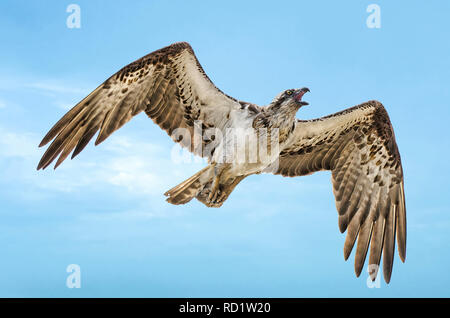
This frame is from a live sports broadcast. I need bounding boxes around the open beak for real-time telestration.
[294,87,310,105]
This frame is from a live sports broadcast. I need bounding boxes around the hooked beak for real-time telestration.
[294,87,310,106]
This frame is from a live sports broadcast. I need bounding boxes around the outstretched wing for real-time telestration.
[37,42,241,170]
[275,101,406,283]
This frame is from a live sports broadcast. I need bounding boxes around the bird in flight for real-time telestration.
[37,42,406,283]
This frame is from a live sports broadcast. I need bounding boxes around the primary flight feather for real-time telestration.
[38,42,406,283]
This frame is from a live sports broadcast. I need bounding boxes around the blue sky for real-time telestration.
[0,0,449,297]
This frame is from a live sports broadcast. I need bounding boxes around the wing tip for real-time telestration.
[338,215,348,233]
[36,157,49,171]
[53,158,63,170]
[383,271,392,284]
[36,161,49,171]
[71,149,81,160]
[94,135,105,146]
[38,132,57,148]
[399,250,406,263]
[343,251,350,261]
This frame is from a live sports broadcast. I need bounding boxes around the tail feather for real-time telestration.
[165,166,247,207]
[164,166,211,205]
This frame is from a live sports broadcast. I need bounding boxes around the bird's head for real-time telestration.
[269,87,310,112]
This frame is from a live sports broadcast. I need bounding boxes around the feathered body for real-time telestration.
[37,42,406,283]
[166,92,305,207]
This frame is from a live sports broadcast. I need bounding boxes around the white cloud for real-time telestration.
[107,158,163,195]
[25,82,90,95]
[0,125,204,199]
[0,74,92,97]
[53,100,75,110]
[0,128,36,158]
[0,124,329,223]
[23,80,93,112]
[0,76,93,112]
[0,76,205,221]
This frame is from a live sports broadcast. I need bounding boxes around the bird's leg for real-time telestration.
[208,177,221,203]
[208,165,224,203]
[215,175,246,204]
[208,179,221,203]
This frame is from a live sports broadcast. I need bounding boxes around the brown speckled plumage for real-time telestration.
[276,100,405,283]
[37,42,406,284]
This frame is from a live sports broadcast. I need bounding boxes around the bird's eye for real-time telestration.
[285,90,293,96]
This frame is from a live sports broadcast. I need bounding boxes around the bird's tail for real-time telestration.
[164,166,246,208]
[164,166,213,206]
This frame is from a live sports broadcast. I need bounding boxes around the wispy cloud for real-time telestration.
[25,82,90,96]
[52,100,76,110]
[0,73,92,97]
[0,76,92,111]
[0,128,36,158]
[0,125,203,199]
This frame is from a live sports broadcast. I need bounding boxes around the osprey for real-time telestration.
[37,42,406,283]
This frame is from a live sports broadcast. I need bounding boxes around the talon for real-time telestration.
[208,176,221,202]
[217,191,227,203]
[213,189,222,203]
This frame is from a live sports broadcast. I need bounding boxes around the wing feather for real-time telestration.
[382,204,396,283]
[344,215,361,260]
[37,42,241,170]
[355,220,374,277]
[397,182,407,262]
[276,101,406,282]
